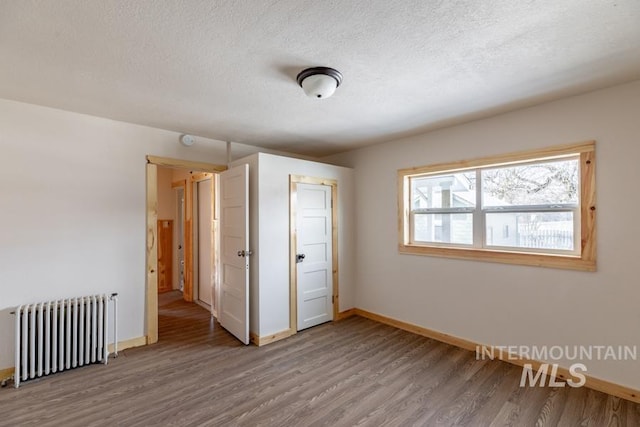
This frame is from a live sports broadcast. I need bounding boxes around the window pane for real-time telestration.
[411,172,476,209]
[485,212,574,251]
[414,213,473,244]
[481,158,579,207]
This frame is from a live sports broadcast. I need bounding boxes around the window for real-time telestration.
[398,141,596,271]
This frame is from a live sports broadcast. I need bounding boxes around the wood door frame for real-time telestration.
[156,219,174,293]
[171,179,188,300]
[289,175,339,335]
[146,156,226,344]
[191,172,217,314]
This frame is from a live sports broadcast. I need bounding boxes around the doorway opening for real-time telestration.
[157,167,217,311]
[192,172,219,316]
[146,156,226,344]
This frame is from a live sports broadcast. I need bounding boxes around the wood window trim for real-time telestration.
[397,141,596,271]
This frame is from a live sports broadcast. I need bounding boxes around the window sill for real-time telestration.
[398,244,596,271]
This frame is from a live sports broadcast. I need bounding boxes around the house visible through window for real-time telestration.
[398,142,596,271]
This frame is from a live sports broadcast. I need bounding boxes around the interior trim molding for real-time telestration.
[0,366,14,381]
[107,336,149,354]
[250,329,295,346]
[250,309,356,347]
[146,155,228,173]
[354,308,640,404]
[335,308,357,320]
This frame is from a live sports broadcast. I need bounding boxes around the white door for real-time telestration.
[296,183,333,331]
[219,164,250,344]
[197,179,213,307]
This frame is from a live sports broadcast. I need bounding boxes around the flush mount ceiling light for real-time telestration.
[296,67,343,99]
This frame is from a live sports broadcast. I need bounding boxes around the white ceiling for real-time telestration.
[1,1,639,156]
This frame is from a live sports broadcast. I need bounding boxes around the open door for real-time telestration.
[219,164,250,344]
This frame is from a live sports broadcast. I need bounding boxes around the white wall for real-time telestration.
[0,99,269,370]
[326,80,640,390]
[231,153,355,337]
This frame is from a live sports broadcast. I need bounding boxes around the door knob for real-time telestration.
[237,250,253,257]
[296,254,306,263]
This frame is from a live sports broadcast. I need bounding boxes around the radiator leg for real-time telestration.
[111,293,118,358]
[14,306,21,388]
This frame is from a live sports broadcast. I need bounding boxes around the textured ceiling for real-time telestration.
[1,1,639,156]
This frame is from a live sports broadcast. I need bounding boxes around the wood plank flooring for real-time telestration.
[1,291,639,426]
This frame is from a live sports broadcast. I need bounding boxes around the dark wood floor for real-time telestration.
[1,291,639,426]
